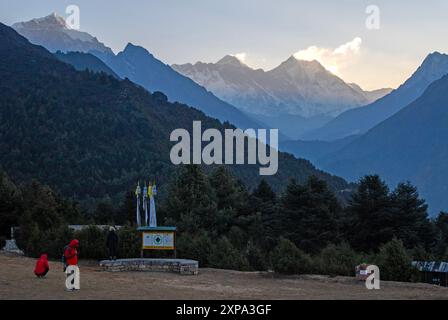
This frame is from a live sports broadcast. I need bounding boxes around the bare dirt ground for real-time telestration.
[1,252,447,300]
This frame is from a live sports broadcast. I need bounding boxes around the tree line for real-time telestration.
[1,167,448,281]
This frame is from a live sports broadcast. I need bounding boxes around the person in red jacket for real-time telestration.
[34,254,50,278]
[64,239,79,266]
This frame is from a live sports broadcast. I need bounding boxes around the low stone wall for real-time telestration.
[99,258,199,275]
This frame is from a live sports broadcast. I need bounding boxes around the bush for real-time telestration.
[18,223,144,261]
[271,238,312,275]
[73,226,108,260]
[17,223,74,259]
[73,226,142,261]
[245,240,268,271]
[375,238,416,282]
[177,232,214,267]
[410,245,433,261]
[116,226,141,259]
[42,225,74,259]
[227,226,248,250]
[208,236,250,271]
[318,243,360,277]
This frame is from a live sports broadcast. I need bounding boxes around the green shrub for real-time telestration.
[271,238,312,275]
[441,248,448,261]
[18,223,40,258]
[410,245,433,261]
[17,223,74,259]
[227,226,248,250]
[73,226,108,260]
[19,224,144,261]
[318,243,360,277]
[41,225,74,259]
[116,226,141,259]
[208,236,250,271]
[177,231,214,267]
[245,240,269,271]
[374,238,416,282]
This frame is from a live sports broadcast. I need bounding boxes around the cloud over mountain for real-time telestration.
[293,37,362,75]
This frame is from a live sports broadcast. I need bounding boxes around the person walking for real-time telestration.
[63,239,80,291]
[106,227,118,261]
[64,239,79,267]
[34,253,50,278]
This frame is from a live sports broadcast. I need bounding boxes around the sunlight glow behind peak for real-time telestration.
[293,37,362,76]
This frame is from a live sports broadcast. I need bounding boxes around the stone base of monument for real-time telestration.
[1,239,24,255]
[99,258,199,275]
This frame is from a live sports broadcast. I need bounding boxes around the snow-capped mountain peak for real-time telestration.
[122,43,153,58]
[273,56,334,79]
[216,55,248,67]
[13,13,68,30]
[173,54,391,119]
[281,56,325,70]
[403,52,448,89]
[12,13,114,55]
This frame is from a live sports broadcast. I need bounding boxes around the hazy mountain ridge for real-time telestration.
[348,83,393,104]
[173,55,390,119]
[100,43,263,130]
[12,14,262,131]
[54,51,119,78]
[12,13,113,55]
[319,74,448,214]
[304,52,448,141]
[251,113,333,141]
[280,135,360,165]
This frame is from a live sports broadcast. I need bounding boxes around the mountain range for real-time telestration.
[173,55,391,139]
[317,74,448,214]
[173,55,389,118]
[271,51,448,215]
[12,13,393,141]
[12,12,113,55]
[304,52,448,141]
[12,14,262,131]
[0,22,350,209]
[99,44,263,131]
[54,51,119,78]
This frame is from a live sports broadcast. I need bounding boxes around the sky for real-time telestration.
[1,0,447,90]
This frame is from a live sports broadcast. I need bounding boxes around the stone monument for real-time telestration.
[99,181,198,275]
[1,227,24,255]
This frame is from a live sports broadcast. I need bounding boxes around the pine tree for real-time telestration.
[163,165,217,234]
[208,167,250,235]
[21,181,64,231]
[0,171,22,237]
[252,179,276,203]
[347,175,393,252]
[375,238,415,282]
[248,180,278,252]
[278,177,341,253]
[93,201,117,224]
[119,191,136,225]
[209,166,245,211]
[434,212,448,259]
[389,182,435,249]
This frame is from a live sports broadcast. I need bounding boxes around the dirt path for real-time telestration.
[1,252,447,300]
